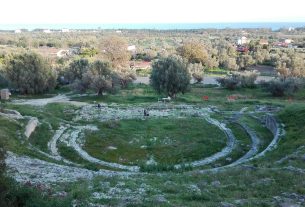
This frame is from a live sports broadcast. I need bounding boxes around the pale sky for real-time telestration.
[0,0,305,24]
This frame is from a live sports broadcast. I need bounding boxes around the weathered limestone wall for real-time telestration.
[24,118,39,138]
[264,115,278,135]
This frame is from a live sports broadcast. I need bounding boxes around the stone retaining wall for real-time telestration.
[264,115,278,135]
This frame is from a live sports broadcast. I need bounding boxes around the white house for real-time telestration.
[237,36,248,45]
[14,29,21,34]
[127,45,136,52]
[43,29,51,33]
[284,39,293,44]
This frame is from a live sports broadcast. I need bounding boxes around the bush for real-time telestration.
[192,72,204,83]
[260,78,302,97]
[237,70,259,88]
[217,70,259,90]
[216,76,239,90]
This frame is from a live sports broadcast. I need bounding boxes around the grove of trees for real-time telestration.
[3,52,57,94]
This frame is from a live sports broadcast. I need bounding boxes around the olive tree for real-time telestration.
[101,36,135,88]
[4,52,57,94]
[101,36,131,69]
[65,58,90,83]
[177,41,208,64]
[75,61,117,96]
[150,56,191,98]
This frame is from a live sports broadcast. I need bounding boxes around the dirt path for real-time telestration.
[133,76,274,85]
[13,94,87,107]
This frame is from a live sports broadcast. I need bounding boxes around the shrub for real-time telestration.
[260,78,302,97]
[192,72,204,83]
[217,70,259,90]
[236,70,259,88]
[216,76,239,90]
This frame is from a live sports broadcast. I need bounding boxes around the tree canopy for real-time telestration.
[177,41,208,65]
[4,52,57,94]
[150,56,191,98]
[101,36,131,69]
[85,61,116,96]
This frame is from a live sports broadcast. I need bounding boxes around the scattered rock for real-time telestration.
[107,146,117,150]
[279,203,300,207]
[187,184,201,194]
[24,117,39,138]
[211,180,221,187]
[146,156,157,166]
[152,194,167,203]
[221,202,236,207]
[226,157,232,162]
[52,191,68,197]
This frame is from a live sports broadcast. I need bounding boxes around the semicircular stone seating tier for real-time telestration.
[5,103,283,179]
[49,104,283,173]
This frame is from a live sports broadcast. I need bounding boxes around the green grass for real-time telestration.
[84,117,227,167]
[205,68,229,75]
[2,83,305,206]
[29,122,53,152]
[0,116,25,153]
[259,104,305,168]
[208,122,252,168]
[58,143,123,172]
[240,115,274,152]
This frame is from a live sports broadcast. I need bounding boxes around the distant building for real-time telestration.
[56,49,69,58]
[130,61,151,70]
[1,89,11,100]
[116,30,122,33]
[237,36,248,45]
[284,39,293,44]
[61,28,70,33]
[259,39,269,46]
[127,45,136,51]
[43,29,51,33]
[14,29,21,34]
